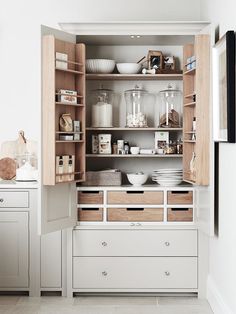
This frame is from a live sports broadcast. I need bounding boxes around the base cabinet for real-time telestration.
[0,212,28,288]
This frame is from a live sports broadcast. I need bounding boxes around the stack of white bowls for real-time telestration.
[152,169,183,186]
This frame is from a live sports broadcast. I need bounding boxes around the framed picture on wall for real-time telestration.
[213,30,236,143]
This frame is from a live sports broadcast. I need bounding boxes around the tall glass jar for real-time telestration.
[125,86,155,128]
[158,85,182,128]
[91,87,114,127]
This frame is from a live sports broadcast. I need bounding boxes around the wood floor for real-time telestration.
[0,296,213,313]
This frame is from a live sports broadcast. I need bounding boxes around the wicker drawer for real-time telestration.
[0,191,29,208]
[167,208,193,222]
[107,207,164,222]
[78,191,103,204]
[73,257,197,289]
[167,191,193,205]
[107,191,163,205]
[73,229,198,257]
[78,207,103,221]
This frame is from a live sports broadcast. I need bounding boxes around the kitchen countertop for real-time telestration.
[0,180,38,189]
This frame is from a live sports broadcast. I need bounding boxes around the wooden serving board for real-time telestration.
[0,157,16,180]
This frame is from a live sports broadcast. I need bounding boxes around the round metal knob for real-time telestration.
[130,223,135,227]
[165,271,170,276]
[165,241,170,246]
[0,199,4,203]
[136,223,142,226]
[102,271,107,276]
[102,241,107,247]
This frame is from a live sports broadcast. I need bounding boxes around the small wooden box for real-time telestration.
[78,191,103,204]
[167,208,193,222]
[107,207,164,222]
[167,191,193,205]
[78,207,103,221]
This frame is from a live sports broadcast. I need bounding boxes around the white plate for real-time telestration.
[153,168,182,172]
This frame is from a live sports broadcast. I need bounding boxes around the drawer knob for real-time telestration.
[130,223,135,227]
[0,198,4,203]
[101,241,107,247]
[165,241,170,246]
[165,271,170,276]
[102,271,108,276]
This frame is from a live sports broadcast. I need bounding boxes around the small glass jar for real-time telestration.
[125,86,155,128]
[158,85,182,128]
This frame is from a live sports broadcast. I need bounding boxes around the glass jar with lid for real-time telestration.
[158,85,182,128]
[91,86,114,127]
[125,85,155,128]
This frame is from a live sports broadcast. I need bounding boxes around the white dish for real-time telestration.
[86,59,116,74]
[153,169,182,173]
[127,173,148,186]
[116,63,141,74]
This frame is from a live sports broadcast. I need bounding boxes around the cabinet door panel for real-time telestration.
[0,212,28,287]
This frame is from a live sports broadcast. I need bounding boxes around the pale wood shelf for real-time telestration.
[184,102,196,107]
[56,140,84,143]
[183,68,196,75]
[184,92,196,98]
[86,127,183,131]
[86,154,183,158]
[86,73,183,81]
[55,102,84,107]
[55,67,84,75]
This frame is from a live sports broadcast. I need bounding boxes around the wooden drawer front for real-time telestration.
[78,207,103,221]
[168,208,193,222]
[167,191,193,205]
[73,257,197,289]
[78,191,103,204]
[73,229,197,257]
[107,207,164,222]
[0,191,29,208]
[107,191,163,205]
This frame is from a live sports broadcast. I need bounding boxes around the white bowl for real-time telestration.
[116,63,141,74]
[130,146,140,154]
[127,173,148,186]
[86,59,116,74]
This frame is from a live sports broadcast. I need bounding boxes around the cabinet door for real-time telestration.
[0,212,28,287]
[41,231,62,288]
[40,25,80,234]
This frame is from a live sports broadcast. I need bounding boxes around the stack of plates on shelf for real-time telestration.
[152,169,183,186]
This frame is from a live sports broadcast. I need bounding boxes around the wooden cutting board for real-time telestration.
[0,157,16,180]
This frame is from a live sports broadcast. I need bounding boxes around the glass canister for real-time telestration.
[125,85,155,128]
[158,85,182,128]
[91,87,114,127]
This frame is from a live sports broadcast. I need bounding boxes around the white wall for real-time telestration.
[201,1,236,313]
[0,0,201,145]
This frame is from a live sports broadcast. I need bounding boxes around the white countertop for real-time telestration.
[0,180,38,189]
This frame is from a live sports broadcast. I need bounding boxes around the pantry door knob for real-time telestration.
[165,271,170,276]
[0,198,4,203]
[102,241,107,247]
[165,241,170,246]
[102,271,108,276]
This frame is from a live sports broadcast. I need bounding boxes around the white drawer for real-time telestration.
[0,191,29,208]
[73,257,197,289]
[73,229,197,257]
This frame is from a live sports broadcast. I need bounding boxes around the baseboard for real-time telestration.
[207,276,233,314]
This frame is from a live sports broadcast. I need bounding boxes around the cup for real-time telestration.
[130,146,140,154]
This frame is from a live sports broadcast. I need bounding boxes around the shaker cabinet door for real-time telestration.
[0,212,28,288]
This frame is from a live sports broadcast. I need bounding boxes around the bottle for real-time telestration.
[124,141,130,154]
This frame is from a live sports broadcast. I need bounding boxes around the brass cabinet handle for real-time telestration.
[165,271,170,276]
[102,271,107,276]
[101,241,107,247]
[0,199,4,203]
[165,241,170,246]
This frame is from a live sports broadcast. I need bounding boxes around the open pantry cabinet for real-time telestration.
[40,22,213,296]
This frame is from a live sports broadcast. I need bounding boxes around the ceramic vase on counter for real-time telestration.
[91,87,114,127]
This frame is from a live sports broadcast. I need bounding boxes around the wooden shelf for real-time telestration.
[55,171,83,176]
[184,140,196,143]
[56,131,83,134]
[184,102,196,107]
[86,73,183,81]
[184,92,196,98]
[55,67,84,75]
[56,140,84,143]
[55,59,83,66]
[55,93,83,98]
[55,102,84,107]
[86,127,183,131]
[184,131,196,134]
[86,154,183,158]
[183,68,196,75]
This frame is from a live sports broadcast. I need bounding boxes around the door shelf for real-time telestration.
[55,67,84,75]
[184,102,196,107]
[86,154,183,158]
[183,68,196,75]
[56,140,84,143]
[55,102,84,107]
[86,73,183,81]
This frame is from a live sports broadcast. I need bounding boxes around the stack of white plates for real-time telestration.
[152,169,183,186]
